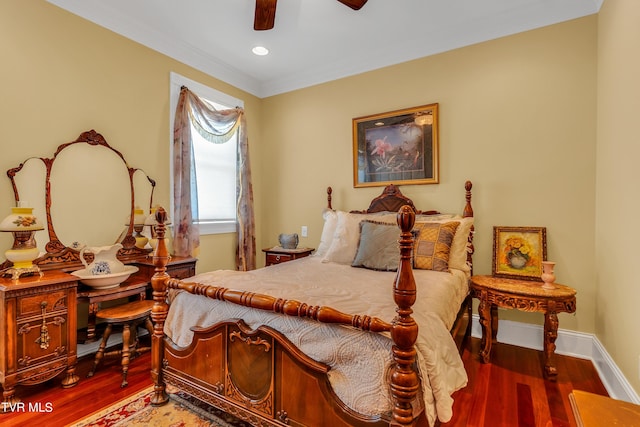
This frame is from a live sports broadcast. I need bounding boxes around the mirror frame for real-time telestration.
[4,129,155,270]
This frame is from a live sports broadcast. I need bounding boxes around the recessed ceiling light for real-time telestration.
[252,46,269,56]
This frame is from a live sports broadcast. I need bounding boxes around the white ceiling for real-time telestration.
[47,0,603,98]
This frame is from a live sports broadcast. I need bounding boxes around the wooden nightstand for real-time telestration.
[262,247,314,266]
[0,270,80,408]
[470,275,577,380]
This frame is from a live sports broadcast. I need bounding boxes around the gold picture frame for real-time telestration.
[352,103,439,188]
[492,226,547,281]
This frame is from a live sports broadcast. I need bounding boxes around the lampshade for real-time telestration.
[0,207,44,232]
[1,206,44,279]
[414,113,433,126]
[125,208,148,227]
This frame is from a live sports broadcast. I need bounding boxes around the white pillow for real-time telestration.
[449,217,474,273]
[323,210,397,264]
[314,209,338,258]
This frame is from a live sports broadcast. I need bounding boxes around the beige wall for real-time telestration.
[4,0,636,396]
[262,16,598,336]
[0,1,264,274]
[596,0,640,395]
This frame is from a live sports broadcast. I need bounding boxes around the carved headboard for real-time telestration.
[3,130,155,271]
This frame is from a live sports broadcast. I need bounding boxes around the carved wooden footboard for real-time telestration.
[149,182,474,427]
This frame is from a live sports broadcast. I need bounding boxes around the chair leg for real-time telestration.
[120,323,131,388]
[87,323,113,378]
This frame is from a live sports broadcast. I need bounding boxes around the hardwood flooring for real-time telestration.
[441,338,608,427]
[2,348,153,427]
[1,337,607,427]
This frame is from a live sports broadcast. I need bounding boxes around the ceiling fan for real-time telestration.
[254,0,368,31]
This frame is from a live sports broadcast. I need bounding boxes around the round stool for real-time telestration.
[86,299,154,387]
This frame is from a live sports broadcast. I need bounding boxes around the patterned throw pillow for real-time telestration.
[413,221,460,271]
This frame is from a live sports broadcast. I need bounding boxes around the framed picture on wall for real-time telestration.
[352,103,439,188]
[492,226,548,281]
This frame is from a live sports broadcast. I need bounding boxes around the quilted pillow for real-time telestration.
[413,221,460,271]
[351,220,400,271]
[413,216,474,273]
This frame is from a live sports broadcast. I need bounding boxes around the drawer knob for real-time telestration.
[275,255,281,261]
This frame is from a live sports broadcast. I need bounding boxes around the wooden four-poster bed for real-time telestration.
[148,182,475,426]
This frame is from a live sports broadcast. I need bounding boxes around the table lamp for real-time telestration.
[0,206,45,280]
[126,208,149,249]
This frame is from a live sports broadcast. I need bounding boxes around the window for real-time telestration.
[170,72,244,234]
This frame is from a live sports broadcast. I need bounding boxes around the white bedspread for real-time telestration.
[164,256,468,426]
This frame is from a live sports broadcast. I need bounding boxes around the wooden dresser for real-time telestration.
[0,271,80,408]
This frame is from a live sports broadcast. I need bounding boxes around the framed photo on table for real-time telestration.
[352,103,439,188]
[492,226,547,281]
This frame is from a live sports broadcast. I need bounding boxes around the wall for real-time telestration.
[0,1,264,274]
[596,0,640,395]
[5,0,629,392]
[261,16,598,336]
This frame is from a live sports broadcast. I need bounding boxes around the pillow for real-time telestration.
[413,216,474,273]
[448,217,474,272]
[351,220,400,271]
[322,211,397,264]
[413,221,460,271]
[314,209,338,258]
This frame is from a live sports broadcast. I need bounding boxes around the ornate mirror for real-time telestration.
[4,130,155,270]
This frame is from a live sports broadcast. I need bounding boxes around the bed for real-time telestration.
[148,182,475,427]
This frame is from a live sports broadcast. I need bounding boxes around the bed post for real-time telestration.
[149,207,170,406]
[390,205,419,427]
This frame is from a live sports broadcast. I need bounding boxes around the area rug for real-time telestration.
[68,386,252,427]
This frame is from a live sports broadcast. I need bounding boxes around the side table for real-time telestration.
[469,275,577,380]
[262,247,314,266]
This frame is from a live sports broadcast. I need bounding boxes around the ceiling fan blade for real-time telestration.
[337,0,368,10]
[254,0,277,31]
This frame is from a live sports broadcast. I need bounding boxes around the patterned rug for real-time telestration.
[68,386,252,427]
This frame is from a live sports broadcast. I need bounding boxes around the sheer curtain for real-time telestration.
[173,86,256,271]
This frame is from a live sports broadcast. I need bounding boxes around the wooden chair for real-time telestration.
[86,299,154,387]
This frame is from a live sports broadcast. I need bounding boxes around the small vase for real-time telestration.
[541,261,556,290]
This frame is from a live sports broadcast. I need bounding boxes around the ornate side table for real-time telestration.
[470,275,577,380]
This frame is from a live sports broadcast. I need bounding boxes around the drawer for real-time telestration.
[17,314,69,369]
[18,291,68,317]
[266,253,292,265]
[167,265,196,280]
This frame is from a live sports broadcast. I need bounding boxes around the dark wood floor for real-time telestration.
[2,337,607,427]
[442,337,608,427]
[2,347,154,427]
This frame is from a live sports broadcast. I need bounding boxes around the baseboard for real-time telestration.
[471,314,640,404]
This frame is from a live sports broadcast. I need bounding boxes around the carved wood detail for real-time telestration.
[3,129,155,272]
[151,183,475,427]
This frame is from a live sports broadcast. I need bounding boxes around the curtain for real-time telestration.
[173,86,256,270]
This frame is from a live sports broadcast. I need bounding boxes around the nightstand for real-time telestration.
[0,270,80,408]
[262,247,314,266]
[470,274,577,380]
